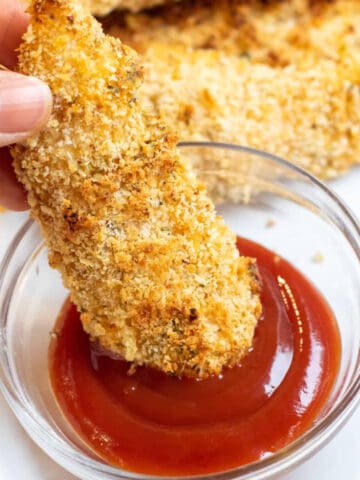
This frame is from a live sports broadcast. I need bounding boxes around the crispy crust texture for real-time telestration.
[11,0,261,378]
[104,0,360,181]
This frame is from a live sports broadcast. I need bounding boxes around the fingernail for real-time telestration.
[0,72,52,134]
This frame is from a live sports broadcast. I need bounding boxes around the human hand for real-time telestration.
[0,0,52,210]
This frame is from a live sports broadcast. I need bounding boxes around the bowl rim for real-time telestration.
[0,141,359,480]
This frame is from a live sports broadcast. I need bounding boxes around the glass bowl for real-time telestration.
[0,142,359,480]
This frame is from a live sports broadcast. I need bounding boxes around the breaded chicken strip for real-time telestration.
[11,0,261,378]
[88,0,176,16]
[106,0,360,66]
[139,46,360,187]
[105,0,360,180]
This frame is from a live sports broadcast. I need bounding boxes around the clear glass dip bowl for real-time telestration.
[0,143,359,480]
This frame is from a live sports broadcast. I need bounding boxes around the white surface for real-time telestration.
[0,168,360,479]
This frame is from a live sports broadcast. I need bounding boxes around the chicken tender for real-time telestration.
[105,0,360,181]
[139,46,360,187]
[11,0,261,378]
[105,0,360,66]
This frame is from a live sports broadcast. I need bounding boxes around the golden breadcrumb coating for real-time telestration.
[140,47,360,186]
[11,0,261,378]
[88,0,175,16]
[104,0,360,181]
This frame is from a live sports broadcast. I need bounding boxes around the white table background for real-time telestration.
[1,168,360,479]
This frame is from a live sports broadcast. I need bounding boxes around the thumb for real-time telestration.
[0,71,52,147]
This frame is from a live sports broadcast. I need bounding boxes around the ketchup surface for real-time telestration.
[49,237,340,475]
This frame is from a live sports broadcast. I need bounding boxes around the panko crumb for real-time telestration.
[11,0,261,379]
[265,219,276,229]
[273,255,281,265]
[312,251,325,264]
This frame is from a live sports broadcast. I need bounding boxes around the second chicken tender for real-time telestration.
[138,46,360,189]
[105,0,360,181]
[11,0,261,379]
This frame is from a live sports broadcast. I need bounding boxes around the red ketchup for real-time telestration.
[49,237,340,475]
